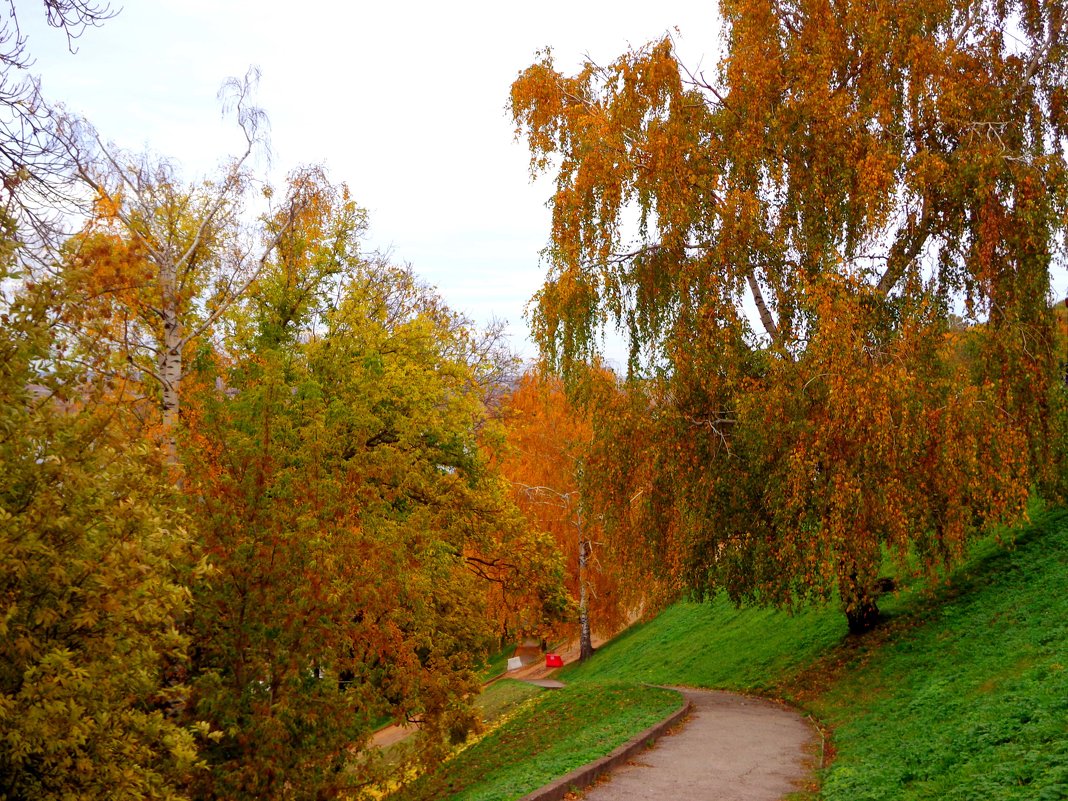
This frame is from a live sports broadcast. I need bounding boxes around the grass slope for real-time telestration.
[390,682,682,801]
[400,508,1068,800]
[475,678,543,724]
[476,644,515,683]
[557,507,1068,800]
[558,598,846,691]
[809,513,1068,800]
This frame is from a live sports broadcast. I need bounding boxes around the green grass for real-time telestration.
[389,683,683,801]
[397,507,1068,800]
[554,507,1068,800]
[475,678,543,725]
[476,644,515,683]
[558,598,847,691]
[808,511,1068,800]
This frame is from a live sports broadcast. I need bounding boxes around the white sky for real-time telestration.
[18,1,723,364]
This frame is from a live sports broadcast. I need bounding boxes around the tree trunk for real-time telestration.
[840,558,882,635]
[578,535,594,662]
[845,596,880,635]
[159,307,182,465]
[158,262,182,467]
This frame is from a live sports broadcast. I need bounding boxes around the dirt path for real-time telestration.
[577,688,814,801]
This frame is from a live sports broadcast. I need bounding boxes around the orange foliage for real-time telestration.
[512,0,1067,631]
[496,366,664,651]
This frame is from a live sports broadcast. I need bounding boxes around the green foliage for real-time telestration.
[181,249,564,799]
[0,282,197,800]
[390,683,683,801]
[6,162,562,800]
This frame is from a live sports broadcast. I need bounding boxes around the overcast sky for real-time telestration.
[18,1,723,364]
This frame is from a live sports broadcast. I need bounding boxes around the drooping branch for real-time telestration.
[1012,2,1064,101]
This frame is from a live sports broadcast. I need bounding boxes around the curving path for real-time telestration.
[577,688,814,801]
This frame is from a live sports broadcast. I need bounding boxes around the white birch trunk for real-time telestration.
[578,516,594,662]
[158,262,182,465]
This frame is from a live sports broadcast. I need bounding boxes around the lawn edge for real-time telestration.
[514,692,692,801]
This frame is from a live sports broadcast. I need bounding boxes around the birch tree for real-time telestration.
[56,70,314,460]
[499,367,637,661]
[511,0,1066,632]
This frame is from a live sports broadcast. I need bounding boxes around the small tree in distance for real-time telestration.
[499,366,640,660]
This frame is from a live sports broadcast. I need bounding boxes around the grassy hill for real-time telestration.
[806,512,1068,800]
[395,505,1068,800]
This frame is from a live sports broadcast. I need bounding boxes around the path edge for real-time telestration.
[515,694,693,801]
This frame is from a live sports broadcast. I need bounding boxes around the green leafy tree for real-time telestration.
[0,262,198,800]
[177,177,564,799]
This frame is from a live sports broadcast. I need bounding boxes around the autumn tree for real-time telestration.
[499,367,593,660]
[54,71,316,460]
[0,249,199,800]
[173,176,564,799]
[511,0,1067,632]
[497,365,661,660]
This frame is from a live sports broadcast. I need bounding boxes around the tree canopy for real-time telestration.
[182,254,536,799]
[511,0,1068,631]
[2,145,566,798]
[0,263,197,801]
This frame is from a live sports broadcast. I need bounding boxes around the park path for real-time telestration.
[577,688,815,801]
[370,635,591,748]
